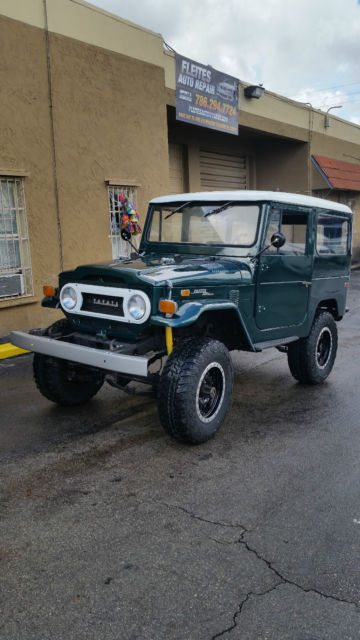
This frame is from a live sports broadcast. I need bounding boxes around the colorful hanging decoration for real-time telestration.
[119,192,142,236]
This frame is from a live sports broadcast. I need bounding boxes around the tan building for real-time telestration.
[1,0,360,335]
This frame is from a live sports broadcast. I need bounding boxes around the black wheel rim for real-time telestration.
[196,362,225,423]
[316,327,332,369]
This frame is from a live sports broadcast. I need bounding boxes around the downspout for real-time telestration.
[307,106,314,196]
[43,0,63,271]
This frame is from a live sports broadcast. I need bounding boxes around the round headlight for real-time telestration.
[60,285,78,311]
[128,294,146,320]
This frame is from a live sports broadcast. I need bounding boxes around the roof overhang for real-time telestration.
[312,155,360,192]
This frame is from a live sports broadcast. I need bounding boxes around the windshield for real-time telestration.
[147,203,260,247]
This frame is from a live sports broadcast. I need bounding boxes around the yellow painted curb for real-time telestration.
[0,343,29,359]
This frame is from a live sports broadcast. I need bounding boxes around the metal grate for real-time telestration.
[0,178,33,298]
[108,185,139,260]
[81,292,124,316]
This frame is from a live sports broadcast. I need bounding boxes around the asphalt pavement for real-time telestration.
[1,272,360,639]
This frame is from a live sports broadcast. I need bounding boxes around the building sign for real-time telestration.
[175,54,239,136]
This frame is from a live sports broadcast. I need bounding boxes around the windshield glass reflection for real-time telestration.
[148,203,260,248]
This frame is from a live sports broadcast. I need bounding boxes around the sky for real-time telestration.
[89,0,360,125]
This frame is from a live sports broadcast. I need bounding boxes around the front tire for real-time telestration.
[33,355,104,406]
[158,338,234,444]
[287,311,338,384]
[33,320,104,405]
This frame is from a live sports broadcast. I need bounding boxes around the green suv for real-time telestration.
[11,191,353,444]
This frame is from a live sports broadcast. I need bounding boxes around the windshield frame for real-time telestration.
[142,201,263,254]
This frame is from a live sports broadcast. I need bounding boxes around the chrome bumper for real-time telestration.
[10,331,149,377]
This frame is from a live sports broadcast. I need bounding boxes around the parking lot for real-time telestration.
[1,271,360,639]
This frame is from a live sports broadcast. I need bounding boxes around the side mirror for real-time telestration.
[270,232,286,248]
[251,231,286,263]
[121,228,131,241]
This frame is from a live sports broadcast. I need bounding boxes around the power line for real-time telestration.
[290,80,360,100]
[319,95,360,108]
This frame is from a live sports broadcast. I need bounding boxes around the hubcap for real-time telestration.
[196,362,225,423]
[316,327,333,369]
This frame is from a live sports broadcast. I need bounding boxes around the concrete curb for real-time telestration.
[0,343,29,359]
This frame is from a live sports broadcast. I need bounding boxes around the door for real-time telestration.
[255,206,312,330]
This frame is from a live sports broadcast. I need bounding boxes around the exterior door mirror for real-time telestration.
[121,228,132,241]
[270,232,286,248]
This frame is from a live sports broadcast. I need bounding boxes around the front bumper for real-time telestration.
[10,331,149,377]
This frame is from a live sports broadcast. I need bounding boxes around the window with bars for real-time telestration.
[0,178,33,299]
[107,185,139,259]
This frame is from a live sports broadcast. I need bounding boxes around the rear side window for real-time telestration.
[316,214,349,255]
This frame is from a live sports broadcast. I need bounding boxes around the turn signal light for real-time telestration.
[159,299,178,314]
[43,285,56,297]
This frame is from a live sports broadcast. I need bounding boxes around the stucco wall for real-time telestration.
[255,141,309,194]
[0,16,61,334]
[0,15,169,335]
[48,31,169,271]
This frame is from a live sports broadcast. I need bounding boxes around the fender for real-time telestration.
[150,300,256,351]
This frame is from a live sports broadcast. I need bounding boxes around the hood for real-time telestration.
[61,254,254,288]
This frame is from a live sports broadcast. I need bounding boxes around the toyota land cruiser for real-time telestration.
[11,191,352,444]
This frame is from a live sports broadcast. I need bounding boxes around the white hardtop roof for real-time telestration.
[150,190,352,214]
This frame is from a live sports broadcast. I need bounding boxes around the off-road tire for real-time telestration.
[158,338,234,444]
[33,320,104,405]
[287,311,338,384]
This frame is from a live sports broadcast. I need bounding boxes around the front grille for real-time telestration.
[81,292,124,317]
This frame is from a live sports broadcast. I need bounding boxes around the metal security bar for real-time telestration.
[0,178,33,298]
[108,186,138,260]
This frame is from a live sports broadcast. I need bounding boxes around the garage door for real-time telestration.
[200,148,248,191]
[168,144,186,194]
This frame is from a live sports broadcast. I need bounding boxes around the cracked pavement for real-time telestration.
[1,272,360,639]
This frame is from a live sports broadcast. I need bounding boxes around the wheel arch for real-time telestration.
[158,336,234,444]
[172,307,255,351]
[315,298,342,321]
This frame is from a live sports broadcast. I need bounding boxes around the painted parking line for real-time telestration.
[0,343,29,359]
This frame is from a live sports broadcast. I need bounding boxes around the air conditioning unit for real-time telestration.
[0,273,24,298]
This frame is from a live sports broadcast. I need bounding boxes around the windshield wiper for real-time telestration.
[164,201,192,220]
[203,202,232,217]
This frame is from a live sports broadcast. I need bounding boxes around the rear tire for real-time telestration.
[33,320,104,405]
[287,311,337,384]
[158,338,233,444]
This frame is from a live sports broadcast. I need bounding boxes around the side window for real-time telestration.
[0,177,33,299]
[281,212,308,255]
[264,208,281,254]
[316,213,349,255]
[264,208,308,255]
